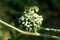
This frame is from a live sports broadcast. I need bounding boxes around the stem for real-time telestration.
[0,19,60,39]
[34,26,37,33]
[41,27,60,32]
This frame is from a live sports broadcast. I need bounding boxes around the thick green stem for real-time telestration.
[0,19,60,39]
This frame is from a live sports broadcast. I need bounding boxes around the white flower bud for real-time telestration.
[19,6,43,32]
[40,15,42,18]
[22,22,25,24]
[27,25,30,27]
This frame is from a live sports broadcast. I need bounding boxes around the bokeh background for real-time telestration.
[0,0,60,40]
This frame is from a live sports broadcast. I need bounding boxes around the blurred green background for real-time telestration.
[0,0,60,40]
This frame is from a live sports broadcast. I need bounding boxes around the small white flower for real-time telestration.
[39,18,43,21]
[25,23,27,26]
[22,22,25,24]
[33,13,39,17]
[27,14,30,17]
[29,28,32,31]
[34,23,37,26]
[31,11,34,13]
[30,28,32,30]
[19,6,44,32]
[27,25,30,27]
[34,19,38,21]
[25,14,28,17]
[39,15,42,18]
[25,21,29,26]
[26,21,29,24]
[26,28,28,30]
[21,16,24,21]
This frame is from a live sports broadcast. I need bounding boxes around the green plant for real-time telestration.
[0,6,60,40]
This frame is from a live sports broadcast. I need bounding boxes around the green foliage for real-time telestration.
[3,0,37,17]
[0,30,3,37]
[0,0,60,40]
